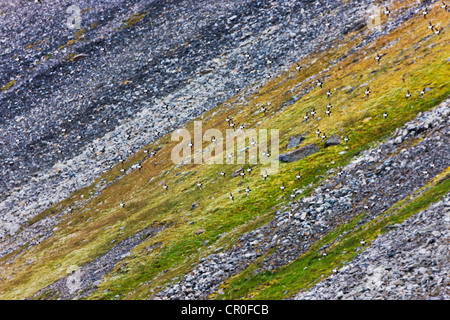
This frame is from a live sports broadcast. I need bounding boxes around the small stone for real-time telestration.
[195,228,205,235]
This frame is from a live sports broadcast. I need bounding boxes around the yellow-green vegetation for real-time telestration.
[122,12,148,29]
[25,41,38,50]
[59,28,88,52]
[1,79,16,91]
[0,1,449,300]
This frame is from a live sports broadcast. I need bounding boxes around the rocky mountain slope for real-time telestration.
[0,0,449,300]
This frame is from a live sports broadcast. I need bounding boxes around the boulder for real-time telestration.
[287,134,305,149]
[278,143,319,163]
[325,135,341,146]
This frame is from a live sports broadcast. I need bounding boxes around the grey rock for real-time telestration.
[278,143,320,163]
[325,135,341,146]
[287,134,305,149]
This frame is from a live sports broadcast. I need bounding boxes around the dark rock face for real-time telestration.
[278,143,320,163]
[287,134,305,149]
[325,135,341,146]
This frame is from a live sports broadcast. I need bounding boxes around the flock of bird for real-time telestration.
[118,2,447,208]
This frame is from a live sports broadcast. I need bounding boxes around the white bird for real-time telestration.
[405,90,411,99]
[316,80,323,88]
[316,128,321,137]
[296,172,301,181]
[383,111,388,119]
[245,186,251,196]
[119,200,125,208]
[280,183,285,193]
[375,54,382,64]
[229,193,234,201]
[262,172,268,181]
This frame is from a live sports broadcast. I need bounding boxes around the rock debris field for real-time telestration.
[294,197,449,300]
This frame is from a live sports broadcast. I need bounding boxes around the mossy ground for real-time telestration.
[0,1,449,300]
